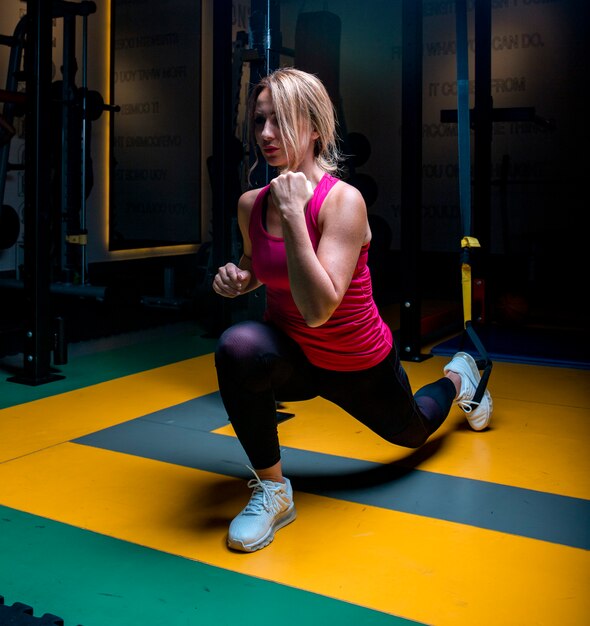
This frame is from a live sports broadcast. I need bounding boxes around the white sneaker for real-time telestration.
[444,351,493,431]
[228,468,296,552]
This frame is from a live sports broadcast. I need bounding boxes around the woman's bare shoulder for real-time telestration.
[238,187,262,209]
[237,188,264,223]
[322,179,367,219]
[321,178,370,241]
[327,178,365,205]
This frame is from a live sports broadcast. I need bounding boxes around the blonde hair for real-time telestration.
[248,67,343,176]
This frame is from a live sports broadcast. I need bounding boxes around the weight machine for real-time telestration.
[1,0,118,384]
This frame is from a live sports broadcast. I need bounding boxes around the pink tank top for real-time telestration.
[249,173,393,371]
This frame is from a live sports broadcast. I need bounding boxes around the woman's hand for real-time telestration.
[269,171,314,221]
[277,180,369,327]
[212,262,252,298]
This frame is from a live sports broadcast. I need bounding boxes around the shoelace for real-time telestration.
[243,466,283,515]
[455,398,479,413]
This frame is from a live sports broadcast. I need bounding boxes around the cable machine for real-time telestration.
[453,0,493,403]
[3,0,115,384]
[7,0,60,385]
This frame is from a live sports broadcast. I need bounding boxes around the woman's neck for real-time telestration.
[280,161,324,188]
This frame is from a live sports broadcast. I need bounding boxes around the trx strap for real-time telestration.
[455,0,492,403]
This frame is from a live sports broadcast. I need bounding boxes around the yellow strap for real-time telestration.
[462,262,472,326]
[461,237,480,325]
[461,236,480,249]
[65,234,88,245]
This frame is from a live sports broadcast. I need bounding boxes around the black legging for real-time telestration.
[214,320,455,469]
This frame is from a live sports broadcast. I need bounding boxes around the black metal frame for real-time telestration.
[248,0,281,187]
[7,0,98,384]
[9,0,63,385]
[399,0,495,359]
[399,0,430,362]
[208,0,240,334]
[473,0,492,299]
[208,0,280,335]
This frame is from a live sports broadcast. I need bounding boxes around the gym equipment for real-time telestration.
[0,109,16,145]
[452,0,492,401]
[206,0,240,335]
[51,0,114,285]
[1,3,114,270]
[246,0,282,188]
[205,0,282,335]
[0,14,27,253]
[2,1,118,384]
[399,0,428,361]
[0,594,82,625]
[5,0,65,386]
[0,203,19,249]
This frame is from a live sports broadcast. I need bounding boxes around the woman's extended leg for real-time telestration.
[316,348,456,448]
[316,348,491,448]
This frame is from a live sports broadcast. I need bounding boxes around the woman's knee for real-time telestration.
[215,322,282,395]
[215,321,268,365]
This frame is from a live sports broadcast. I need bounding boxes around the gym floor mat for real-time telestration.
[1,326,589,625]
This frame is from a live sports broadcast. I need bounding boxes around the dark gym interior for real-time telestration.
[1,1,588,625]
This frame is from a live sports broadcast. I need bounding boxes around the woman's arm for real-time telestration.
[271,172,370,327]
[212,189,262,298]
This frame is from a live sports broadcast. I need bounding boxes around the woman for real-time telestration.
[213,68,492,552]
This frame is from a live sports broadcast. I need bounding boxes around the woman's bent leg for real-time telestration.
[214,320,316,468]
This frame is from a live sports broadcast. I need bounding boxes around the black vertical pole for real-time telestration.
[248,0,281,188]
[242,0,280,321]
[473,0,492,303]
[9,0,63,385]
[61,12,78,282]
[400,0,429,361]
[209,0,235,335]
[249,0,281,100]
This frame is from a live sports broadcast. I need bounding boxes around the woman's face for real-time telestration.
[253,88,287,168]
